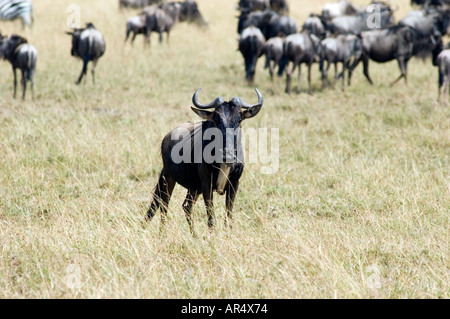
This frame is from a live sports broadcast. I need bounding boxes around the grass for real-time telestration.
[0,0,448,298]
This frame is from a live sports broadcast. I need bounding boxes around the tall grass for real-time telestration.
[0,0,448,298]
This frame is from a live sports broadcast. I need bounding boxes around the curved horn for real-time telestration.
[192,88,224,109]
[240,88,264,109]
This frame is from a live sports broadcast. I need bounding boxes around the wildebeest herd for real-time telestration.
[237,0,450,98]
[0,0,449,232]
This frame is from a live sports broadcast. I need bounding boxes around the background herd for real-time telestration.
[237,0,450,98]
[0,0,449,101]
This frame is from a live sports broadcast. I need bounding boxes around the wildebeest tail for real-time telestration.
[25,47,36,81]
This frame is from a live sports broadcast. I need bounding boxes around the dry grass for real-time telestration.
[0,0,448,298]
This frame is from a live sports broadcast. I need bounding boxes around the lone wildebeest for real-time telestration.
[239,26,266,83]
[146,88,264,234]
[264,36,284,80]
[279,31,321,94]
[66,23,106,85]
[347,25,415,86]
[320,34,362,90]
[0,33,37,99]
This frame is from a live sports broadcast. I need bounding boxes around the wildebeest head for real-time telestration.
[191,88,263,164]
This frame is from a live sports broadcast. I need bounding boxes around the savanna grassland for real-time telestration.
[0,0,448,298]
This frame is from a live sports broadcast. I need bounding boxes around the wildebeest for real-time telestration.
[239,26,266,83]
[431,35,450,103]
[320,34,362,90]
[347,25,414,86]
[435,49,450,103]
[146,88,264,234]
[143,5,175,45]
[327,5,395,35]
[279,31,321,94]
[237,9,297,40]
[302,14,327,39]
[321,0,358,20]
[125,14,146,44]
[399,9,450,57]
[264,36,284,80]
[0,33,37,99]
[66,23,106,85]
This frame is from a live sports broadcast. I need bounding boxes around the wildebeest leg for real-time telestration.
[147,171,175,223]
[285,62,295,95]
[76,58,89,85]
[91,59,98,85]
[362,55,373,85]
[445,74,450,105]
[159,175,175,229]
[296,63,302,94]
[391,58,407,86]
[12,67,17,99]
[144,30,151,46]
[225,180,239,228]
[322,60,330,89]
[269,60,274,81]
[30,69,35,101]
[130,32,137,45]
[333,62,338,88]
[183,189,199,236]
[347,57,360,86]
[342,60,348,91]
[21,69,27,100]
[202,180,215,229]
[307,63,312,95]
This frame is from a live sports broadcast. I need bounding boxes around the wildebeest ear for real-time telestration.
[242,104,262,119]
[65,31,74,36]
[191,107,213,120]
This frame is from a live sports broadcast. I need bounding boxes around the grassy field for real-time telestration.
[0,0,448,298]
